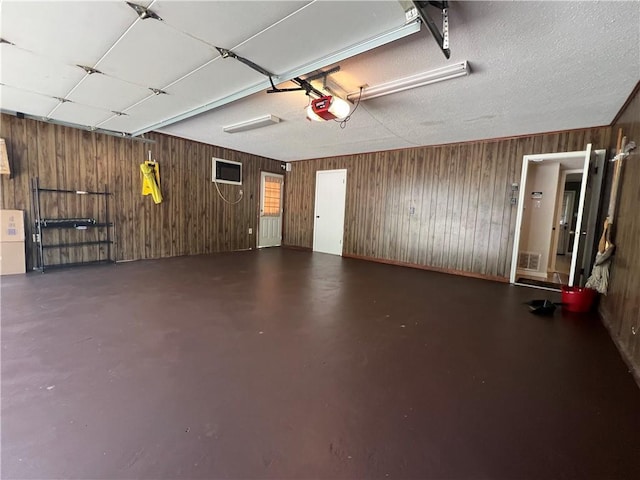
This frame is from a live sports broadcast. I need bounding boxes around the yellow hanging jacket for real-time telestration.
[140,161,163,204]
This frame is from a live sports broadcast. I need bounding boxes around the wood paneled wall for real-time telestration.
[283,127,611,280]
[600,83,640,380]
[0,114,282,270]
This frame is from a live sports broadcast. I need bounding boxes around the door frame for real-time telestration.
[257,171,284,248]
[312,169,347,256]
[510,148,590,286]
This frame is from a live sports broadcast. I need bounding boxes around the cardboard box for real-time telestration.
[0,210,25,242]
[0,241,26,275]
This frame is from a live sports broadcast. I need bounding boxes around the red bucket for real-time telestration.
[561,286,597,313]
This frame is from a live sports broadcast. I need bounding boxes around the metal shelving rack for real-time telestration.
[31,177,115,272]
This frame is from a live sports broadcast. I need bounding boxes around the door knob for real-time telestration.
[316,215,320,218]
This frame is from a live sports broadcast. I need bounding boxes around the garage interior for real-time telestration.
[1,1,639,479]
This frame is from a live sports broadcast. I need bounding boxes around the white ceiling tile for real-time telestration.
[47,101,113,128]
[0,1,140,67]
[95,19,217,89]
[153,1,311,49]
[0,44,86,97]
[67,74,152,113]
[99,93,202,133]
[235,0,408,74]
[0,84,59,117]
[165,57,265,106]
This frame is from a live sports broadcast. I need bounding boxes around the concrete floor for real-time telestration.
[2,249,640,479]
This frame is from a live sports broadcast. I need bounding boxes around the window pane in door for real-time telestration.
[263,176,282,216]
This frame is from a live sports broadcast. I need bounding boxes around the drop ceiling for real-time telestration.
[1,1,639,162]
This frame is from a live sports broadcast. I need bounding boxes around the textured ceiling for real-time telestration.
[161,1,640,161]
[1,1,639,162]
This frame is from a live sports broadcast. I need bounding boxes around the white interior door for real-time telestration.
[569,143,592,285]
[578,149,606,285]
[258,172,283,248]
[313,169,347,256]
[570,145,599,286]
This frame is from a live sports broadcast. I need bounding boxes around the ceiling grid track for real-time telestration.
[98,0,340,131]
[2,38,170,98]
[97,1,320,130]
[222,1,318,62]
[1,0,423,136]
[131,21,422,136]
[45,3,145,121]
[2,82,129,125]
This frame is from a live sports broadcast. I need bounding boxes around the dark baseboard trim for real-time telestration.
[599,306,640,389]
[281,244,313,252]
[343,253,509,283]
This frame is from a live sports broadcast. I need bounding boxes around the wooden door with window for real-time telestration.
[258,172,284,248]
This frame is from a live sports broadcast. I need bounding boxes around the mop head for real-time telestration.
[586,246,615,294]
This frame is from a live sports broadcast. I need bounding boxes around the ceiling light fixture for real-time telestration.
[223,114,281,134]
[306,96,351,122]
[347,61,470,101]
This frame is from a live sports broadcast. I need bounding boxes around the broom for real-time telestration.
[585,131,636,294]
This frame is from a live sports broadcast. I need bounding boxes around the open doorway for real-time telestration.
[510,146,605,291]
[549,171,583,285]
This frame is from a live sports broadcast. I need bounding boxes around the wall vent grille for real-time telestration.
[518,252,541,271]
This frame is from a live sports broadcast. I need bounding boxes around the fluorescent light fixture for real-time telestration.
[347,61,470,101]
[223,114,280,133]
